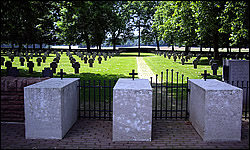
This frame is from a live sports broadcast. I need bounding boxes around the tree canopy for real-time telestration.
[1,1,249,58]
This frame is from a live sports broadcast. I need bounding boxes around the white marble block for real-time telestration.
[24,78,80,139]
[188,79,243,141]
[113,78,152,141]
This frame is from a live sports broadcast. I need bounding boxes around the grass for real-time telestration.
[143,54,223,84]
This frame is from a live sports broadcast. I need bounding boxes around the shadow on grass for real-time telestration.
[1,68,132,82]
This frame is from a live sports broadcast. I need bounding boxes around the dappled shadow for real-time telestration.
[1,67,132,81]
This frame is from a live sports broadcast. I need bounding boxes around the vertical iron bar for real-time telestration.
[181,74,184,119]
[99,80,101,119]
[78,80,81,119]
[83,80,86,118]
[109,80,111,120]
[171,69,173,119]
[186,77,189,119]
[94,80,95,118]
[89,80,91,119]
[237,81,239,87]
[176,72,179,119]
[104,80,106,119]
[246,81,249,120]
[160,72,163,119]
[150,77,152,86]
[166,69,168,119]
[155,74,158,119]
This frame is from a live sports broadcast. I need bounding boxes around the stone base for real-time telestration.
[188,79,243,141]
[24,78,79,139]
[113,79,152,141]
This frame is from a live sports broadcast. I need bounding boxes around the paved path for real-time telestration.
[1,119,249,149]
[136,57,160,83]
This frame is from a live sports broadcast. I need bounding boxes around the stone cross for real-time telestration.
[72,62,80,74]
[42,68,53,77]
[5,61,12,72]
[193,59,198,69]
[98,56,102,64]
[1,57,5,65]
[88,58,94,67]
[211,63,219,76]
[201,70,210,81]
[168,54,171,59]
[42,55,46,63]
[36,57,42,66]
[50,61,58,73]
[181,57,185,65]
[57,69,66,80]
[103,55,107,61]
[20,57,25,66]
[27,61,34,73]
[83,57,88,64]
[129,69,138,80]
[26,55,30,62]
[173,55,177,62]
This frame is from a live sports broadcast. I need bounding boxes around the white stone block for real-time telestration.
[24,78,80,139]
[188,79,243,141]
[113,78,152,141]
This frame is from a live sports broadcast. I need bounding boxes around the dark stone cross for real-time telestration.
[211,63,219,75]
[173,55,177,62]
[193,59,198,69]
[129,69,138,80]
[98,56,102,64]
[5,61,12,72]
[9,55,14,62]
[26,55,30,62]
[103,55,107,61]
[88,58,94,67]
[181,57,185,65]
[42,68,53,78]
[27,61,34,73]
[19,57,25,66]
[72,62,80,74]
[1,57,5,65]
[201,70,210,81]
[36,57,42,66]
[84,57,88,64]
[50,61,58,73]
[42,55,46,63]
[57,69,66,80]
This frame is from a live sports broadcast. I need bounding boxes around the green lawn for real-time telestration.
[1,51,225,84]
[143,54,223,84]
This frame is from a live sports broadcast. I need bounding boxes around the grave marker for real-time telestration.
[42,55,46,63]
[84,57,88,64]
[42,68,53,77]
[57,69,66,80]
[129,69,138,80]
[193,59,198,69]
[98,56,102,64]
[27,61,34,73]
[50,61,58,73]
[88,58,94,67]
[181,57,185,65]
[211,63,218,75]
[72,62,80,74]
[36,57,42,66]
[5,61,12,72]
[1,57,5,65]
[20,57,25,66]
[201,70,210,81]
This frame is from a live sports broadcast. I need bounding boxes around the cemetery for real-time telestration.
[1,1,249,149]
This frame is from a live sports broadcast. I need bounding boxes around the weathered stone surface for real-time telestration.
[24,78,79,139]
[188,79,243,141]
[113,78,152,141]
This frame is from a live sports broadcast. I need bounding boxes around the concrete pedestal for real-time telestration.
[24,78,80,139]
[188,79,243,141]
[113,78,152,141]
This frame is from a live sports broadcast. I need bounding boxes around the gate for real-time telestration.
[150,69,189,120]
[77,69,189,120]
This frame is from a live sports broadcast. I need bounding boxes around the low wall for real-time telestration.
[1,76,50,122]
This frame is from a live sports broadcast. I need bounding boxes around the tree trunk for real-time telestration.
[213,32,219,60]
[99,44,101,51]
[200,44,202,52]
[69,44,71,51]
[172,44,174,51]
[40,43,42,49]
[156,38,160,51]
[113,38,116,51]
[185,45,189,55]
[33,44,35,50]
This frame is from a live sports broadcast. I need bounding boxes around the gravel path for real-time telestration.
[136,57,160,83]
